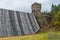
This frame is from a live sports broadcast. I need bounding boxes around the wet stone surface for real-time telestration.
[0,9,40,36]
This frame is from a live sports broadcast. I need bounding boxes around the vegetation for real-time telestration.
[50,4,60,31]
[0,32,60,40]
[54,11,60,26]
[0,32,49,40]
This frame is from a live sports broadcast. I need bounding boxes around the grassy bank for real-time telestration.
[0,32,60,40]
[0,32,49,40]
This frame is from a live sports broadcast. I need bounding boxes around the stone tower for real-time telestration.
[31,3,42,29]
[32,3,49,31]
[32,2,41,17]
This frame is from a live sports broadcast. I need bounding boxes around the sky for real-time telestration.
[0,0,60,13]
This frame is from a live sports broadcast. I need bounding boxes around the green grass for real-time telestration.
[0,32,49,40]
[48,31,60,40]
[0,32,60,40]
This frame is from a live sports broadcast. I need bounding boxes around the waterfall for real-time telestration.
[0,9,40,36]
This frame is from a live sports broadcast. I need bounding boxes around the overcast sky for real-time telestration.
[0,0,60,13]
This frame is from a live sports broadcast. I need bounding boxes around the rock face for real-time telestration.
[0,9,40,36]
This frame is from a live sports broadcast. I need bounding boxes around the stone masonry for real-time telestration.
[0,9,40,36]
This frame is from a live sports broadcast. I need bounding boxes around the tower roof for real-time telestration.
[32,2,41,6]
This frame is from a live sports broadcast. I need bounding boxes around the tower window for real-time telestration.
[32,10,35,12]
[37,10,40,11]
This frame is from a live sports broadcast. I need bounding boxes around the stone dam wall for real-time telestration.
[0,9,40,36]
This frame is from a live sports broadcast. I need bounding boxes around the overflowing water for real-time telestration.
[0,9,40,36]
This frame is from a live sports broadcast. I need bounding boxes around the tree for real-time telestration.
[49,4,60,31]
[53,11,60,31]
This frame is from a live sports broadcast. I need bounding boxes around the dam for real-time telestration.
[0,9,40,36]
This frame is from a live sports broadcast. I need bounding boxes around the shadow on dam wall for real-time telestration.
[0,9,40,37]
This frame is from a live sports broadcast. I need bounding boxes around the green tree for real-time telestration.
[49,4,60,31]
[53,11,60,31]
